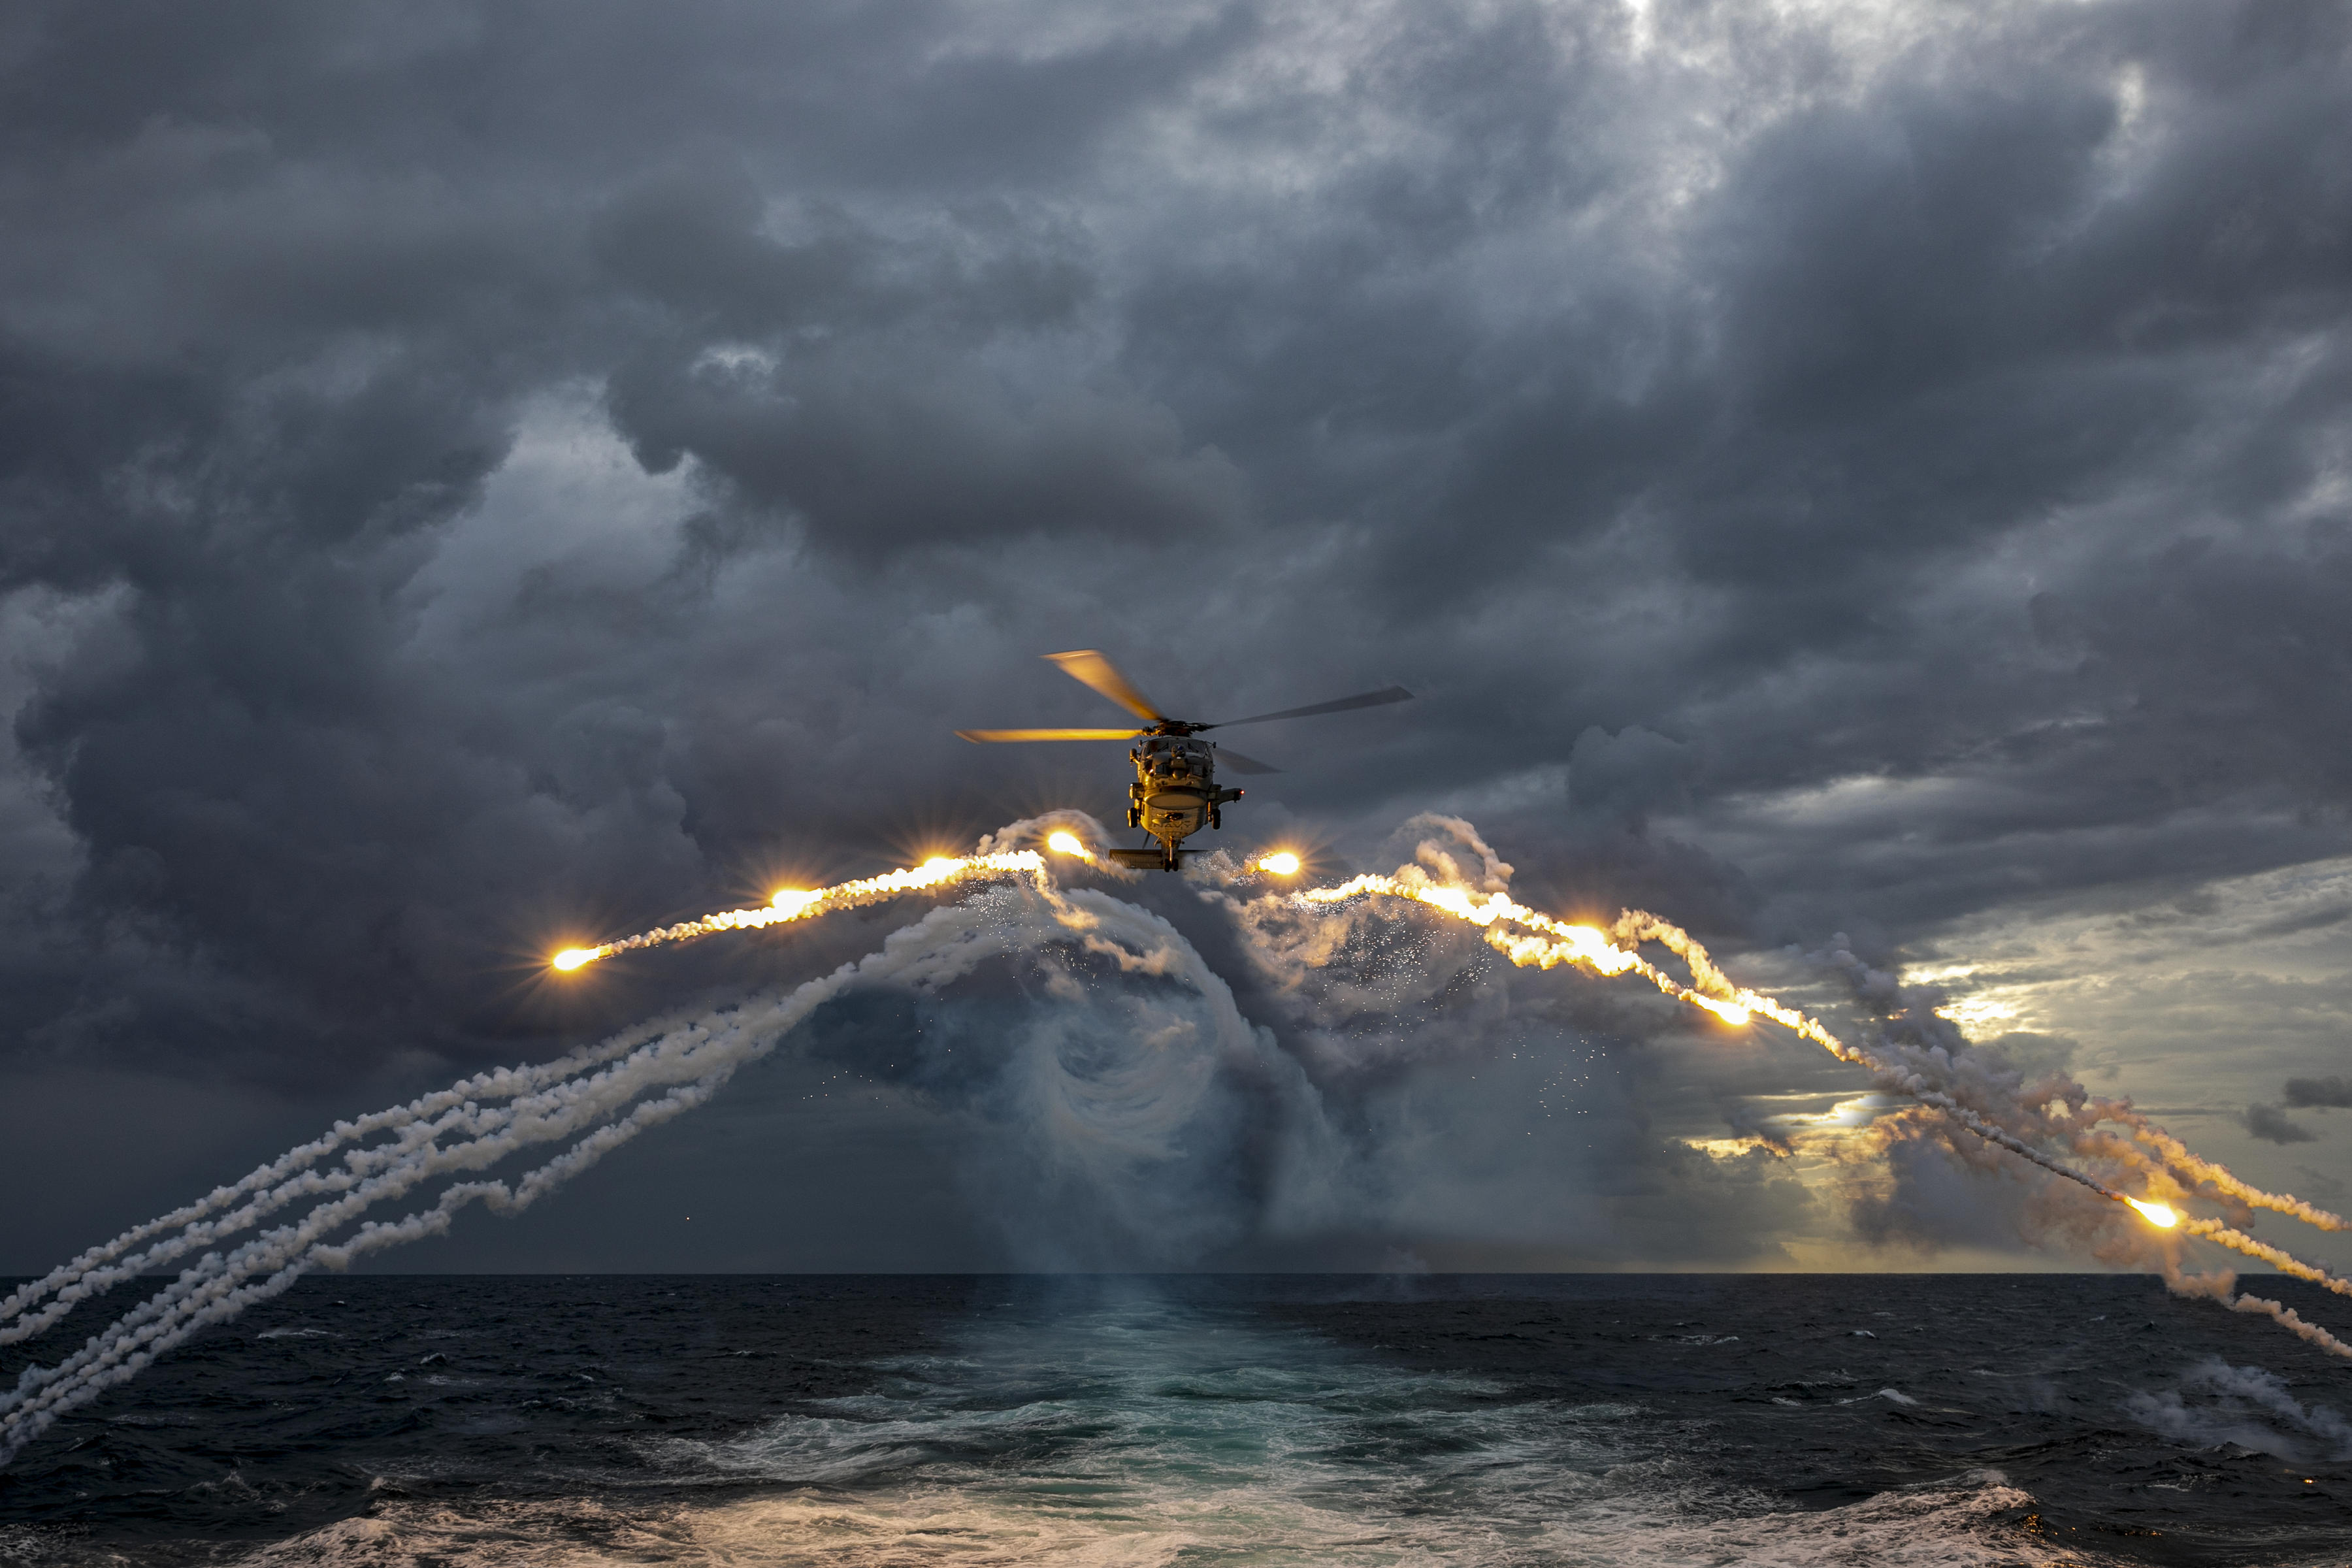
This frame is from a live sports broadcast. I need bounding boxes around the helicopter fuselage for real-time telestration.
[1123,732,1241,869]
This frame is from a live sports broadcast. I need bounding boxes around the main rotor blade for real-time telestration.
[1213,746,1281,775]
[1043,649,1164,723]
[1205,686,1414,729]
[956,728,1145,743]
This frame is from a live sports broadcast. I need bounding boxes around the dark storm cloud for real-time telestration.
[2287,1076,2352,1109]
[2,0,2349,1267]
[2244,1103,2319,1145]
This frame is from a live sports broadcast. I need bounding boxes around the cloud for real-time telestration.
[2244,1103,2319,1145]
[1,0,2349,1267]
[2286,1076,2352,1109]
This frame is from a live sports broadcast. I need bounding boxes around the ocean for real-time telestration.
[3,1273,2349,1565]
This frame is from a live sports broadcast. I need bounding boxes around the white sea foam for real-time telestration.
[226,1460,2111,1568]
[221,1296,2130,1568]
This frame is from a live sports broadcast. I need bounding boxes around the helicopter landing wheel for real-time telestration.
[1128,807,1141,827]
[1209,809,1221,830]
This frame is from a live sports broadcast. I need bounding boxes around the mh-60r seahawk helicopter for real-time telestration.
[957,650,1413,871]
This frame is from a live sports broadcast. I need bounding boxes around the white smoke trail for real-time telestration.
[0,1081,733,1460]
[0,836,1128,1343]
[2113,1117,2347,1232]
[1,852,1274,1465]
[2165,1269,2352,1362]
[2232,1295,2352,1361]
[1252,819,2125,1201]
[1228,817,2352,1355]
[2181,1218,2352,1301]
[16,809,2349,1457]
[551,849,1054,969]
[1816,943,2349,1232]
[0,1009,695,1335]
[1810,943,2352,1303]
[973,809,1141,875]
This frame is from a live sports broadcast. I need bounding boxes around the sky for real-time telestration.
[1,0,2348,1275]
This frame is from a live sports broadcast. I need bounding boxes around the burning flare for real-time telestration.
[549,851,1051,970]
[1279,844,2352,1315]
[1298,875,1768,1033]
[17,808,2352,1466]
[541,813,2352,1361]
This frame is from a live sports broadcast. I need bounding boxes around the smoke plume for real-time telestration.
[8,811,2351,1463]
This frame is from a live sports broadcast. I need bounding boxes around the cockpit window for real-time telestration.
[1134,736,1210,776]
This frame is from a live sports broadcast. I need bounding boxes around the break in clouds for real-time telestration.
[1,0,2348,1271]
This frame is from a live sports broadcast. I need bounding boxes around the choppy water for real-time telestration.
[4,1275,2351,1565]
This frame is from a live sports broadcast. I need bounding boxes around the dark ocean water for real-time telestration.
[4,1273,2351,1565]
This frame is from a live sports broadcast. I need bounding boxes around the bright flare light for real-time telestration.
[1300,875,1808,1047]
[540,821,2352,1337]
[1287,873,2300,1260]
[548,849,1051,971]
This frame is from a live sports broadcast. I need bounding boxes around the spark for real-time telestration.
[1282,872,2289,1235]
[2110,1119,2347,1232]
[1298,874,1784,1036]
[24,811,2352,1463]
[546,824,2352,1348]
[549,851,1049,971]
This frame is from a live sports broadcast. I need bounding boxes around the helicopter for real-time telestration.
[956,649,1413,870]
